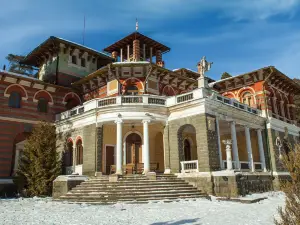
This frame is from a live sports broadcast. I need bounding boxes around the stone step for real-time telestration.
[57,173,205,204]
[66,189,200,196]
[71,186,197,192]
[82,180,187,185]
[55,195,204,204]
[75,183,193,188]
[59,192,204,201]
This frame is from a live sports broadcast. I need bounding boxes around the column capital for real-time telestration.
[222,139,232,145]
[142,119,151,124]
[115,118,123,124]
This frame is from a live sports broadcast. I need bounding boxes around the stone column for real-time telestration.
[127,45,130,62]
[115,119,123,175]
[143,120,150,173]
[216,117,223,169]
[96,125,103,174]
[230,121,240,170]
[123,142,126,166]
[222,140,233,170]
[245,126,254,172]
[163,123,171,174]
[120,48,123,62]
[257,129,267,172]
[73,146,76,173]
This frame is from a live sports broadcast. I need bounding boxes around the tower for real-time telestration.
[104,32,170,67]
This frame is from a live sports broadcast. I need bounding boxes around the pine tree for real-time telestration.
[17,122,62,197]
[5,54,35,76]
[221,72,232,79]
[275,144,300,225]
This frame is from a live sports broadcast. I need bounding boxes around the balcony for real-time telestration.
[55,88,261,121]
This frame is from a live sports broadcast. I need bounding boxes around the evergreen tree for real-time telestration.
[5,54,35,76]
[17,122,61,197]
[275,144,300,225]
[221,72,232,79]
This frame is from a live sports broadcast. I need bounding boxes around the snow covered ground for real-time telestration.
[0,192,284,225]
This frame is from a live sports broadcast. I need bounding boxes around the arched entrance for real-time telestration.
[125,133,142,171]
[63,140,73,175]
[177,124,197,162]
[184,139,192,161]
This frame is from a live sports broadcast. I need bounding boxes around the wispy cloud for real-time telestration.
[1,0,300,79]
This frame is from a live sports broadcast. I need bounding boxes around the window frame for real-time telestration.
[37,97,48,113]
[71,55,77,64]
[8,91,21,108]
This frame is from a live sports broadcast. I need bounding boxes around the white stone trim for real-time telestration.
[33,90,54,105]
[267,117,300,136]
[62,92,82,105]
[4,84,29,100]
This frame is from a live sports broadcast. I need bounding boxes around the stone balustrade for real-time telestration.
[55,88,261,121]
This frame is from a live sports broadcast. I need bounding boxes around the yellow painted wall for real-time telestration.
[220,130,260,164]
[102,123,165,173]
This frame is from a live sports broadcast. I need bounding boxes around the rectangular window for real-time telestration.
[72,55,77,64]
[81,58,86,67]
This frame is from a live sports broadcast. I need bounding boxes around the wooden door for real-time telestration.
[106,146,115,174]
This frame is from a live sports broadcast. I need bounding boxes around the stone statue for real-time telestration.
[197,56,213,77]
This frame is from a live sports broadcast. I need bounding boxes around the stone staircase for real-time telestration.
[56,174,208,204]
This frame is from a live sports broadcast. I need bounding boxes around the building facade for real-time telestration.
[2,31,300,196]
[0,37,113,180]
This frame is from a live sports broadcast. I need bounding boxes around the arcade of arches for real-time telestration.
[61,117,268,175]
[101,123,165,174]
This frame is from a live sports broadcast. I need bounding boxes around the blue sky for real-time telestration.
[1,0,300,80]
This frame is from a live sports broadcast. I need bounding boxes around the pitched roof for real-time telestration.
[103,32,170,54]
[21,36,113,67]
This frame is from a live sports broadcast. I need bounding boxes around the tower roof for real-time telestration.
[21,36,113,67]
[103,32,170,54]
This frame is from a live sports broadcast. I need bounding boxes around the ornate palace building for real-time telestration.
[1,31,300,197]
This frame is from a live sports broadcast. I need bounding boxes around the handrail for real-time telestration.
[180,160,199,173]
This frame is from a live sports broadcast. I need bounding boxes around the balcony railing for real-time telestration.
[122,96,143,103]
[56,88,261,121]
[215,94,259,115]
[180,160,199,173]
[222,160,262,171]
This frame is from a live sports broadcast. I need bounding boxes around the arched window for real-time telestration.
[37,98,48,113]
[241,92,253,106]
[9,92,21,108]
[125,85,139,95]
[76,139,83,165]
